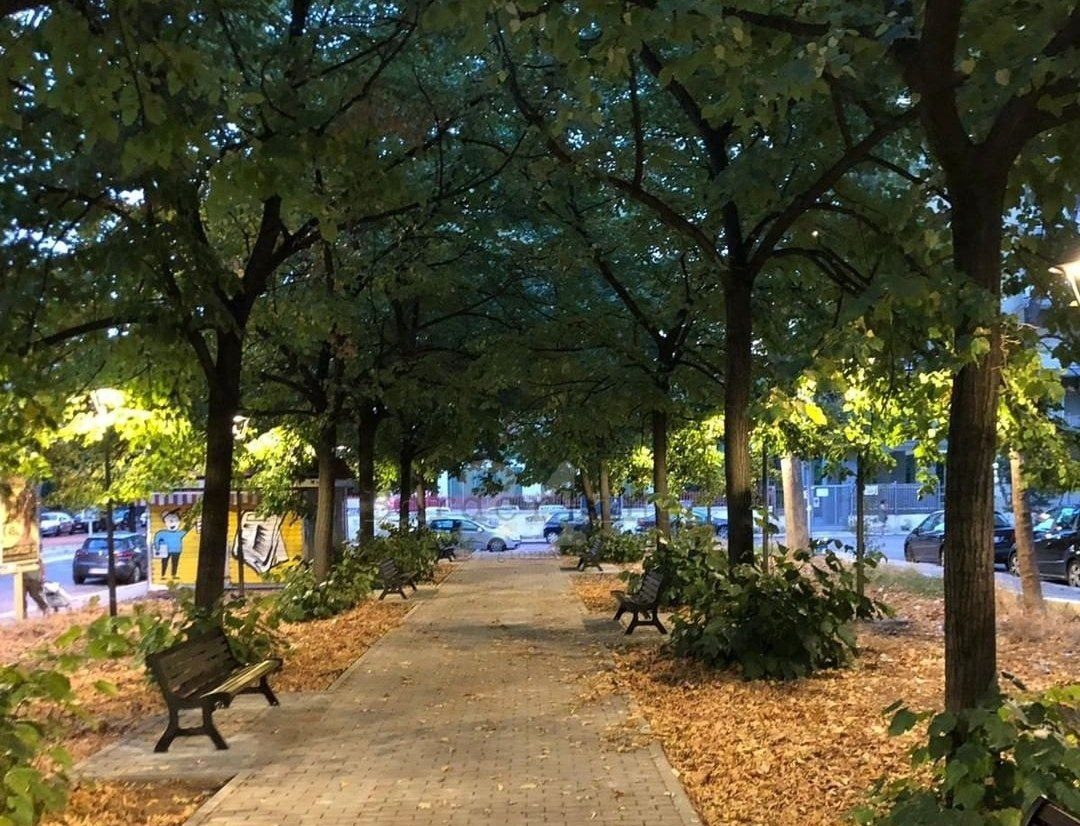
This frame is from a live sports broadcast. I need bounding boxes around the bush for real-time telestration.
[556,528,648,564]
[0,664,74,825]
[855,687,1080,825]
[49,589,285,665]
[272,551,375,623]
[354,528,441,582]
[671,545,889,679]
[640,525,719,606]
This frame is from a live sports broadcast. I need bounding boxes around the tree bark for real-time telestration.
[855,452,866,598]
[725,278,754,566]
[356,406,381,546]
[398,440,414,531]
[941,175,1005,712]
[599,460,612,531]
[312,423,336,583]
[651,409,670,540]
[1009,450,1044,613]
[781,454,810,551]
[194,335,242,608]
[581,469,598,526]
[415,472,427,528]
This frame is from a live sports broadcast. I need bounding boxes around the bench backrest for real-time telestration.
[146,627,240,699]
[636,570,664,605]
[379,558,400,580]
[1024,798,1080,826]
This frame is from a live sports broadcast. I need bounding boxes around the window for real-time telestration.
[918,512,944,533]
[460,521,480,532]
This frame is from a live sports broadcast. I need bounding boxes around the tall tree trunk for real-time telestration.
[855,452,866,598]
[415,472,427,528]
[312,422,336,583]
[942,176,1005,712]
[195,336,242,608]
[599,460,612,531]
[651,409,670,540]
[398,441,414,531]
[725,278,754,566]
[1009,450,1044,613]
[581,469,598,526]
[781,454,810,551]
[356,406,380,546]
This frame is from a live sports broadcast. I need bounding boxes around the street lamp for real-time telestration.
[89,388,124,617]
[232,414,250,597]
[1052,257,1080,306]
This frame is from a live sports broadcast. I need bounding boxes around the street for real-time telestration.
[0,533,149,618]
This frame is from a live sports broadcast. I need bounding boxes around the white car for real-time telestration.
[40,511,74,537]
[428,516,521,552]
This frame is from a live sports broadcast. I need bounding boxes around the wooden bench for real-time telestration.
[145,627,282,753]
[1024,797,1080,826]
[611,569,667,635]
[436,535,457,562]
[377,558,418,600]
[576,535,603,572]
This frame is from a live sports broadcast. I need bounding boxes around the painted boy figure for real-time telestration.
[153,510,188,579]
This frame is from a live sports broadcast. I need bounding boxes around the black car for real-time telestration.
[1026,506,1080,587]
[903,509,1015,567]
[72,532,149,585]
[71,508,104,533]
[542,511,589,543]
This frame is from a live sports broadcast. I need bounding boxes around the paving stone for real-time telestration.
[84,555,701,825]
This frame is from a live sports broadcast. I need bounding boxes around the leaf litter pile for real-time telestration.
[5,582,424,826]
[571,567,1079,826]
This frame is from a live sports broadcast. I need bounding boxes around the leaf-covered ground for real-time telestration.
[571,569,1080,826]
[2,568,446,826]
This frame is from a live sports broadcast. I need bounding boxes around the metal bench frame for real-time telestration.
[1024,796,1080,826]
[377,558,418,600]
[611,569,667,635]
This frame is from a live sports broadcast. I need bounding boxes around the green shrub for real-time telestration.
[671,546,889,679]
[640,525,719,606]
[556,528,648,563]
[272,552,375,623]
[354,528,441,582]
[49,590,284,665]
[0,664,74,825]
[855,687,1080,825]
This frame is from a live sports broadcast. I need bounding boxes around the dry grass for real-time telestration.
[571,567,1080,826]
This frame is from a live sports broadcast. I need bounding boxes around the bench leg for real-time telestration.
[625,611,640,635]
[258,675,280,707]
[613,604,626,622]
[202,705,229,750]
[652,615,668,635]
[154,708,181,753]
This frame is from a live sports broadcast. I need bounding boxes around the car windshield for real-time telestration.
[1050,507,1080,531]
[84,538,124,551]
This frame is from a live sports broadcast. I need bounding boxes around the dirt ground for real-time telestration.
[571,569,1080,826]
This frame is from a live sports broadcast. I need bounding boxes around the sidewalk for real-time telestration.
[82,556,701,826]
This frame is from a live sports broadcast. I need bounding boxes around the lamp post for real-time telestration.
[1052,258,1080,306]
[89,388,124,618]
[232,414,250,597]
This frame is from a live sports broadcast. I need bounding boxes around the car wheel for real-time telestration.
[543,530,557,544]
[126,563,142,585]
[1068,559,1080,588]
[488,539,507,553]
[903,544,913,562]
[1008,552,1019,577]
[73,573,85,585]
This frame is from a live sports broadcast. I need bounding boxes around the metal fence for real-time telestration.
[803,483,944,529]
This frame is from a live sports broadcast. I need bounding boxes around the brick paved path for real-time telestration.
[185,556,700,826]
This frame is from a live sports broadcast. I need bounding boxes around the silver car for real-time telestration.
[428,516,521,552]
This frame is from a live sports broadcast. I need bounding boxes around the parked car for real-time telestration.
[39,511,74,537]
[71,508,105,533]
[109,505,148,531]
[903,509,1015,567]
[1025,506,1080,587]
[542,511,590,543]
[428,517,521,553]
[72,532,149,584]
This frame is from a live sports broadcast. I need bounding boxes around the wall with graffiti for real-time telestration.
[148,491,304,587]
